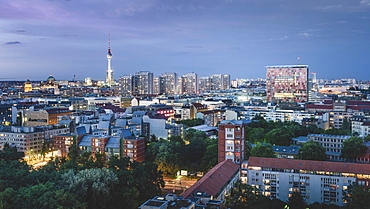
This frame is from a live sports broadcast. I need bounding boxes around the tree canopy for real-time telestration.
[341,137,368,160]
[0,146,164,209]
[250,144,275,158]
[298,141,327,161]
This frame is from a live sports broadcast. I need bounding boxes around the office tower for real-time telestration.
[210,74,230,90]
[198,76,210,92]
[133,71,153,95]
[119,75,133,97]
[218,120,247,165]
[181,72,198,94]
[160,72,178,95]
[311,72,317,84]
[153,76,161,95]
[266,65,308,103]
[106,31,114,87]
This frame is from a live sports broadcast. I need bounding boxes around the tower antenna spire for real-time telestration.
[108,30,110,48]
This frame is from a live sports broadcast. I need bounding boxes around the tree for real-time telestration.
[247,127,266,143]
[225,181,270,209]
[199,143,218,172]
[250,144,275,158]
[0,144,31,192]
[63,168,118,209]
[175,118,204,127]
[341,136,368,160]
[265,128,292,146]
[245,141,252,160]
[0,143,24,161]
[298,141,327,161]
[287,191,306,209]
[151,140,183,174]
[1,182,86,209]
[340,118,351,133]
[343,183,370,209]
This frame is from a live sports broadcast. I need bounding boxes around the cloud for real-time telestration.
[3,41,21,45]
[270,36,289,41]
[12,29,27,33]
[187,45,203,48]
[299,32,312,38]
[337,20,348,24]
[317,4,343,10]
[360,0,370,6]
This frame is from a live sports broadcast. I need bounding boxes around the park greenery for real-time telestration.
[175,118,205,127]
[245,116,366,161]
[146,128,218,174]
[0,144,164,209]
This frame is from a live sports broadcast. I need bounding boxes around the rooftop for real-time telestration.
[248,157,370,175]
[180,160,239,199]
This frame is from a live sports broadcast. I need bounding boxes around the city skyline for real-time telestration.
[1,0,370,81]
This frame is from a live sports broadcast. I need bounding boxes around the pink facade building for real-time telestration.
[266,65,309,103]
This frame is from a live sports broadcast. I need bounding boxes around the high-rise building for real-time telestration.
[266,65,308,103]
[181,72,198,94]
[133,71,153,95]
[153,76,161,95]
[160,72,178,95]
[198,76,210,93]
[106,31,114,87]
[210,74,230,90]
[119,75,133,97]
[218,120,248,165]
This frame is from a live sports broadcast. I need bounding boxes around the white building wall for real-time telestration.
[143,116,168,139]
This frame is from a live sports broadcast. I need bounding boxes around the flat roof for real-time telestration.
[266,65,308,68]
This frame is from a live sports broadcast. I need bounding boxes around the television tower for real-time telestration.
[106,30,114,87]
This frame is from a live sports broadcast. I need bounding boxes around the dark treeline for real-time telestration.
[0,144,164,209]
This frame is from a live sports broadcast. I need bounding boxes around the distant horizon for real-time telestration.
[1,1,370,80]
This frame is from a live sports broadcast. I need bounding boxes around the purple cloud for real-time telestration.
[3,41,21,45]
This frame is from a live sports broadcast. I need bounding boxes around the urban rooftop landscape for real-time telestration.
[1,1,370,209]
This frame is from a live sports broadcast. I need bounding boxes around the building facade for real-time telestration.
[160,72,178,95]
[119,75,134,97]
[218,120,248,164]
[133,71,154,95]
[245,157,370,206]
[266,65,309,103]
[181,73,198,94]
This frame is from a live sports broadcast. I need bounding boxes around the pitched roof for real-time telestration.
[180,160,239,199]
[248,157,370,175]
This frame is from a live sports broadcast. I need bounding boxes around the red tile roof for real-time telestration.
[248,157,370,174]
[346,101,370,106]
[181,160,239,199]
[305,104,333,109]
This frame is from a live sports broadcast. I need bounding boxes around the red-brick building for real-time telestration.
[218,120,248,164]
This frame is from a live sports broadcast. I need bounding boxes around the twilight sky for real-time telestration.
[1,0,370,81]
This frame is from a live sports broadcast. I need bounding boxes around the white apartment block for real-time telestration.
[245,157,370,207]
[239,109,317,125]
[0,126,69,162]
[307,134,351,161]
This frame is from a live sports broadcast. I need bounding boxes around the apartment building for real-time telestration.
[307,134,351,161]
[218,120,249,164]
[245,157,370,206]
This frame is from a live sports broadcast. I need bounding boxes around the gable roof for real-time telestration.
[248,157,370,175]
[180,160,239,199]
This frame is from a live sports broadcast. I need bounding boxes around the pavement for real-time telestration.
[162,176,198,195]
